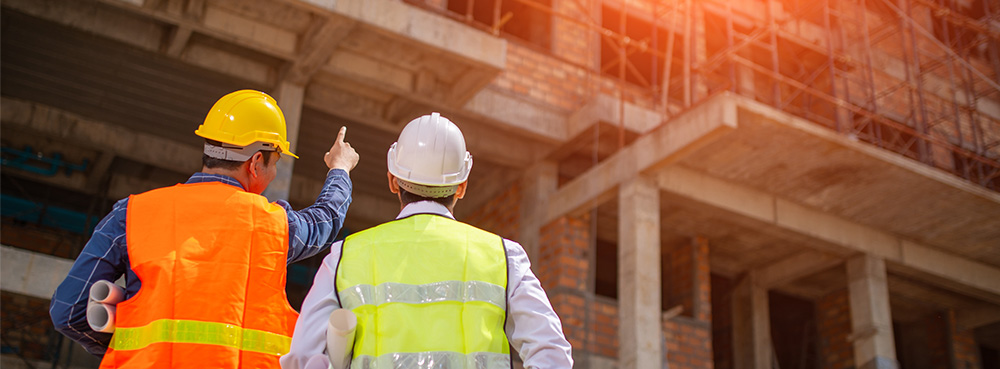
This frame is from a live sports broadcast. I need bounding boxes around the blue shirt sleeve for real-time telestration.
[282,169,353,263]
[49,198,130,358]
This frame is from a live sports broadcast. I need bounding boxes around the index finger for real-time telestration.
[336,126,347,144]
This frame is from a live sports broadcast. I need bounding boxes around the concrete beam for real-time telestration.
[1,97,202,175]
[320,0,506,70]
[462,87,567,143]
[756,251,843,288]
[655,165,1000,306]
[567,93,665,138]
[1,97,395,216]
[303,84,542,168]
[956,305,1000,331]
[1,245,74,300]
[847,255,899,369]
[544,92,738,224]
[164,25,193,57]
[732,272,772,369]
[283,16,356,85]
[617,176,662,369]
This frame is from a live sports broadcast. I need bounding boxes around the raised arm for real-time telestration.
[284,126,360,263]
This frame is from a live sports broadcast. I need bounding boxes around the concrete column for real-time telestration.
[847,254,899,369]
[518,161,557,263]
[617,176,662,369]
[732,271,771,369]
[263,81,304,202]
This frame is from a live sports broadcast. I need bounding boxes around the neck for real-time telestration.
[201,166,249,191]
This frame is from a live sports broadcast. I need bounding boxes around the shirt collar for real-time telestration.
[185,172,246,191]
[397,201,455,220]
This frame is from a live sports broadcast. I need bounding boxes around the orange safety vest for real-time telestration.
[99,182,298,369]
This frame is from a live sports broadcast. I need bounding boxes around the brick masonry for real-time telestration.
[465,181,522,241]
[816,289,854,369]
[947,310,983,369]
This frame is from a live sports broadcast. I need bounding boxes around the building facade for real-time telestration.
[1,0,998,368]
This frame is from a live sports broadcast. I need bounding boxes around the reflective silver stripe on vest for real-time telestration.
[340,281,506,310]
[350,351,511,369]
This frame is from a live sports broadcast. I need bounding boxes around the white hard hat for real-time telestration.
[387,112,473,197]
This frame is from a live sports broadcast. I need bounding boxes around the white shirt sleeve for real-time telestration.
[504,239,574,369]
[280,241,344,369]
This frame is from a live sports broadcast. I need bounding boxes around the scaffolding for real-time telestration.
[406,0,1000,191]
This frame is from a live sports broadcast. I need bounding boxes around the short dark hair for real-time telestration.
[202,139,275,169]
[399,188,455,208]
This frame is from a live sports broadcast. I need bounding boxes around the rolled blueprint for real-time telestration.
[89,280,125,305]
[326,309,357,369]
[87,301,117,333]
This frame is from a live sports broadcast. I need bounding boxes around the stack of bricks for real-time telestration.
[0,291,55,360]
[662,237,714,369]
[816,289,854,369]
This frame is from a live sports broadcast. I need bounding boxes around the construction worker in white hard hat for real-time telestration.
[281,112,574,369]
[50,89,360,368]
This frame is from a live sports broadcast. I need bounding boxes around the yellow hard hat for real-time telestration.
[195,90,298,159]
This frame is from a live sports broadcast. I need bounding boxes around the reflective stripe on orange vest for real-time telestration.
[109,319,291,356]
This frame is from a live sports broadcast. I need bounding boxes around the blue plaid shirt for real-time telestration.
[49,170,352,357]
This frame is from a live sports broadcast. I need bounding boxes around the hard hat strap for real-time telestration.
[203,142,277,162]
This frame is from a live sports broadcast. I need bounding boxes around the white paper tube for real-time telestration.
[87,301,116,333]
[326,309,357,369]
[89,280,125,305]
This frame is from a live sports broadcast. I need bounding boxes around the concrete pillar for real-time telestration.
[263,81,304,202]
[732,271,771,369]
[518,161,557,263]
[617,176,662,369]
[847,254,899,369]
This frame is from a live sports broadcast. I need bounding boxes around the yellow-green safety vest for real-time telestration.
[336,214,511,369]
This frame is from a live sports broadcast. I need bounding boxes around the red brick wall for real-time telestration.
[464,182,521,240]
[537,213,591,350]
[493,43,589,112]
[665,237,712,321]
[947,310,982,369]
[816,289,854,369]
[664,237,713,369]
[665,318,714,369]
[588,298,619,358]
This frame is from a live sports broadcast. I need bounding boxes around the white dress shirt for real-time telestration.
[280,201,574,369]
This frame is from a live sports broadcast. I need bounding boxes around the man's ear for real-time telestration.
[455,180,468,200]
[248,152,265,178]
[387,171,400,194]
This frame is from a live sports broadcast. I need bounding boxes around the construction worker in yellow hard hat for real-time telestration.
[51,89,361,368]
[281,113,573,369]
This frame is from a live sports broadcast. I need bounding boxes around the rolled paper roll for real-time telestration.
[89,280,125,305]
[87,301,116,333]
[326,309,357,369]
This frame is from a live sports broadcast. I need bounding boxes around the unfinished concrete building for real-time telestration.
[2,0,999,368]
